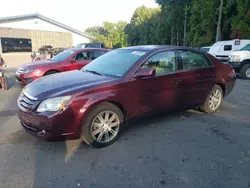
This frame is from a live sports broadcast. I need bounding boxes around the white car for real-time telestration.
[209,39,250,63]
[229,44,250,79]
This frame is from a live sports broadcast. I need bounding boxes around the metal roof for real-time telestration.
[0,13,95,40]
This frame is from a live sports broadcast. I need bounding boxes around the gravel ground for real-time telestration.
[0,71,249,188]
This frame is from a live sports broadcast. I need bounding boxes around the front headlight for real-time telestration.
[230,55,241,62]
[24,68,34,73]
[37,96,71,112]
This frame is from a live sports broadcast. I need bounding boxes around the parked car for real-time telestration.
[17,45,236,148]
[229,43,250,79]
[208,39,250,62]
[200,46,211,52]
[76,42,106,49]
[16,48,109,85]
[75,43,87,48]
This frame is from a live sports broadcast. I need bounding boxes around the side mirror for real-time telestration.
[69,59,76,64]
[133,67,156,78]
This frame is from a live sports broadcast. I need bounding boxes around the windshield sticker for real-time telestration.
[131,51,146,56]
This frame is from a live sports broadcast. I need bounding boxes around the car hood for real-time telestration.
[230,50,250,61]
[24,70,117,100]
[231,50,250,56]
[20,60,59,69]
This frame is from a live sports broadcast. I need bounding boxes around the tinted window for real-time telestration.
[91,51,105,60]
[179,50,211,70]
[51,49,75,61]
[234,40,240,45]
[101,43,105,48]
[1,37,32,53]
[82,49,146,77]
[224,45,232,51]
[75,51,90,61]
[142,51,177,76]
[85,43,100,48]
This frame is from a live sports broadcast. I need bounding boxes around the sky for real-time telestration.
[0,0,159,31]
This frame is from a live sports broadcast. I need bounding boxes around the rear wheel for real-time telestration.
[200,85,223,114]
[44,70,58,76]
[239,64,250,79]
[81,102,124,148]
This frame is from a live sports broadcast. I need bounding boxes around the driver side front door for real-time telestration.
[72,51,91,70]
[129,50,182,116]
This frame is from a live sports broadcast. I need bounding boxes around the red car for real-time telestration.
[17,45,236,148]
[15,48,109,85]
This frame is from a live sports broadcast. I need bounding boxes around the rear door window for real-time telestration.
[179,50,212,70]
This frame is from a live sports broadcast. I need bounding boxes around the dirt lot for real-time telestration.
[0,61,250,188]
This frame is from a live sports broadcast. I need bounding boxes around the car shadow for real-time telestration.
[2,101,249,188]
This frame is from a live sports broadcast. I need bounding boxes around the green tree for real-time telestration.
[85,21,128,48]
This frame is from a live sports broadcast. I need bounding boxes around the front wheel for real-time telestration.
[81,102,124,148]
[239,64,250,79]
[200,85,223,114]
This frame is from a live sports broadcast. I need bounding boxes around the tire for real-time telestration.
[239,64,250,79]
[44,70,58,76]
[200,85,223,114]
[81,102,124,148]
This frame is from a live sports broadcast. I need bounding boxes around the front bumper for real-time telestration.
[17,107,84,140]
[15,73,34,85]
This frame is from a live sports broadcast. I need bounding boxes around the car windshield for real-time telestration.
[240,44,250,51]
[82,49,146,77]
[50,49,75,61]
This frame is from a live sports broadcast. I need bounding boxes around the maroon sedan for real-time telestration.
[15,48,109,85]
[17,45,236,148]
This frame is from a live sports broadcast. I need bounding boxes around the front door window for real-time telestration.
[142,51,178,76]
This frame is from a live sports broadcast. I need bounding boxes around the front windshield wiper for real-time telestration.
[83,69,103,76]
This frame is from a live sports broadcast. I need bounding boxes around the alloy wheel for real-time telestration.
[246,67,250,78]
[208,89,222,111]
[90,111,120,143]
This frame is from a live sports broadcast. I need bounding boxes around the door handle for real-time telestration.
[208,72,214,76]
[172,79,182,85]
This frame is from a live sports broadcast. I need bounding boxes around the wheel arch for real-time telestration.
[43,69,60,76]
[215,82,226,96]
[107,101,127,119]
[240,59,250,68]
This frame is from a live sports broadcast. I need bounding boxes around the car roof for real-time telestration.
[122,45,203,53]
[71,48,109,52]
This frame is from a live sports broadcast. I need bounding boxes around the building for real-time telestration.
[0,13,94,53]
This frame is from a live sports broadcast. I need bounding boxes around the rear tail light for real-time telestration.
[228,66,236,77]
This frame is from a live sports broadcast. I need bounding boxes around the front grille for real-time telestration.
[17,92,37,112]
[216,56,229,62]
